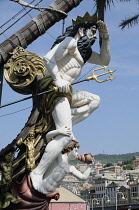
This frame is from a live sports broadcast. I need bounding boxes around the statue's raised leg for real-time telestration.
[71,90,100,126]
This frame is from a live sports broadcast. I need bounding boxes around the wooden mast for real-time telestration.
[0,0,83,66]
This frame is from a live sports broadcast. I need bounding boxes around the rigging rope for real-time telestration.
[0,106,32,118]
[0,26,19,48]
[0,0,44,36]
[22,4,33,19]
[10,0,67,17]
[0,89,56,109]
[0,0,64,44]
[0,64,99,109]
[76,64,97,82]
[0,0,36,29]
[0,65,4,106]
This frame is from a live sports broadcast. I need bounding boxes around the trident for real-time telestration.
[74,65,116,85]
[0,66,116,108]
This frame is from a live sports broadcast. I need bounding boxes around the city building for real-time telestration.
[129,177,139,203]
[99,165,123,175]
[80,170,128,207]
[106,181,130,205]
[61,173,89,195]
[133,156,139,169]
[106,181,118,204]
[94,162,104,175]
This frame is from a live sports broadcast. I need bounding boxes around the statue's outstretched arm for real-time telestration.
[69,164,91,181]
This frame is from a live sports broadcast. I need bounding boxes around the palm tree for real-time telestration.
[119,0,139,29]
[93,0,115,46]
[93,0,114,21]
[93,0,139,30]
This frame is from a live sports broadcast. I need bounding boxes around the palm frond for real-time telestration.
[119,14,139,29]
[105,0,115,9]
[119,0,131,2]
[93,0,115,10]
[119,0,139,4]
[119,0,139,2]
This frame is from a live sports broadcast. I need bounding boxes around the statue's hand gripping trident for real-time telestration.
[0,66,116,108]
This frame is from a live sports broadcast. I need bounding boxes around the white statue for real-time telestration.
[43,20,110,138]
[30,126,93,195]
[30,18,110,195]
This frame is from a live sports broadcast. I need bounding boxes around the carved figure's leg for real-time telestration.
[71,90,100,126]
[52,97,72,129]
[52,97,76,140]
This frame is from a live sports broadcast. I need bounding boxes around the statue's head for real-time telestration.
[51,21,97,47]
[63,21,97,40]
[62,140,80,159]
[51,13,98,63]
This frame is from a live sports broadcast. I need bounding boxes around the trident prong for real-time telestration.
[85,66,116,83]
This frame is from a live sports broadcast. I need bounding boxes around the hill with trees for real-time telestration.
[94,152,139,164]
[71,152,139,165]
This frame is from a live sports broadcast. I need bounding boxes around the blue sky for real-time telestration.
[0,0,139,155]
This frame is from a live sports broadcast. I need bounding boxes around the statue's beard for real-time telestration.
[77,36,95,63]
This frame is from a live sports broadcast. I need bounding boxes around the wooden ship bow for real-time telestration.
[0,0,84,208]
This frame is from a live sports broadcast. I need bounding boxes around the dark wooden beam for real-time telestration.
[0,0,83,66]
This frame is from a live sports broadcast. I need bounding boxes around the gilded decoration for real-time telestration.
[4,46,47,95]
[25,127,36,171]
[72,12,97,25]
[1,152,13,186]
[0,151,21,209]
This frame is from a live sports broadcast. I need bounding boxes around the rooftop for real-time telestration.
[51,187,86,203]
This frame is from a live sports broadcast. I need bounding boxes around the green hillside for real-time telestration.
[71,152,139,165]
[94,152,139,164]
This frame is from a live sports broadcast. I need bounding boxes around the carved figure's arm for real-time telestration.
[43,37,77,93]
[69,164,91,180]
[87,21,110,66]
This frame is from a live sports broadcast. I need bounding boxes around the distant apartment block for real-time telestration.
[133,156,139,169]
[129,177,139,203]
[106,181,130,205]
[80,173,132,207]
[99,165,123,175]
[94,162,104,175]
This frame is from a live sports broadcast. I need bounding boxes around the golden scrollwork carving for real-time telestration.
[4,46,47,95]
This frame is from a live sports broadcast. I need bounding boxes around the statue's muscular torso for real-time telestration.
[34,155,70,195]
[45,37,84,84]
[56,53,84,83]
